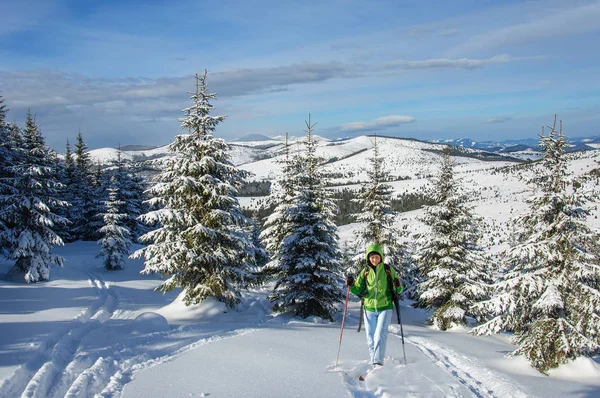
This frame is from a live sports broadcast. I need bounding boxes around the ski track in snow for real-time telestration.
[0,269,261,398]
[338,331,531,398]
[399,334,530,398]
[1,266,531,398]
[0,270,117,398]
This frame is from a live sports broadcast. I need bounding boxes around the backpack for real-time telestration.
[358,263,397,300]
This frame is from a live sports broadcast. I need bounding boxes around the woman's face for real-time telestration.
[369,253,381,266]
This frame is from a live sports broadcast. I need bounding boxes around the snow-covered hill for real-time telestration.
[86,135,514,167]
[235,135,520,185]
[88,145,170,163]
[83,133,600,239]
[85,133,600,168]
[89,134,599,238]
[239,140,600,249]
[2,134,600,397]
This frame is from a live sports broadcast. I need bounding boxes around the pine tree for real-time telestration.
[91,160,108,234]
[2,110,68,282]
[0,94,7,122]
[414,146,490,330]
[351,136,407,282]
[259,134,298,280]
[98,176,132,270]
[71,131,102,240]
[0,96,16,181]
[58,140,76,242]
[0,95,14,254]
[8,121,23,150]
[268,117,344,320]
[64,140,75,182]
[48,149,73,243]
[133,70,257,307]
[112,149,147,240]
[472,117,600,374]
[249,213,269,268]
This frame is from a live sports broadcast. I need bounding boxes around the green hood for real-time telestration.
[365,243,384,266]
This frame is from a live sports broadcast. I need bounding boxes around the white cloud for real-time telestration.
[452,2,600,55]
[0,65,362,150]
[384,54,541,70]
[484,117,512,124]
[0,63,358,112]
[340,115,416,132]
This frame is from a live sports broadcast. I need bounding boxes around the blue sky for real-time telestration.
[1,0,599,150]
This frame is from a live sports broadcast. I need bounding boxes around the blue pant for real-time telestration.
[363,309,392,365]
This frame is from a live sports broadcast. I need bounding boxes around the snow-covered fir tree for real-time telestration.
[268,117,344,320]
[0,95,8,146]
[249,213,269,269]
[133,71,258,307]
[64,140,75,182]
[414,146,490,330]
[259,134,298,280]
[45,143,73,244]
[0,95,15,255]
[0,98,18,178]
[71,131,103,240]
[350,135,407,284]
[0,95,6,126]
[0,120,24,240]
[472,118,600,374]
[111,149,147,241]
[57,139,76,242]
[2,110,68,282]
[98,176,132,270]
[91,160,109,231]
[7,120,23,150]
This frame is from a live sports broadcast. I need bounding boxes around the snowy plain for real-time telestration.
[2,137,600,397]
[2,241,600,397]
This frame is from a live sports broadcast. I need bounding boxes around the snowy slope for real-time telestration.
[240,135,518,186]
[1,140,599,397]
[87,145,170,164]
[1,241,600,397]
[86,140,284,167]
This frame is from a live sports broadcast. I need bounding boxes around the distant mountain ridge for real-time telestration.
[431,136,600,153]
[112,134,600,153]
[220,133,600,154]
[118,144,160,151]
[87,134,600,166]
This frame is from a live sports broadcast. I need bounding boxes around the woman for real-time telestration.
[346,243,402,367]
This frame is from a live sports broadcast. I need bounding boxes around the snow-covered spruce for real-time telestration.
[70,131,104,241]
[51,139,75,243]
[471,119,600,374]
[1,109,68,282]
[267,117,344,320]
[132,70,258,307]
[414,146,491,330]
[247,212,269,283]
[109,148,148,241]
[350,135,409,284]
[0,94,16,254]
[97,176,132,270]
[260,134,297,280]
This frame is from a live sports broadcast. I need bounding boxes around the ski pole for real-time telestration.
[357,298,364,332]
[395,296,407,365]
[335,286,351,367]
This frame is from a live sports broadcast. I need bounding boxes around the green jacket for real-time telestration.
[349,243,403,312]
